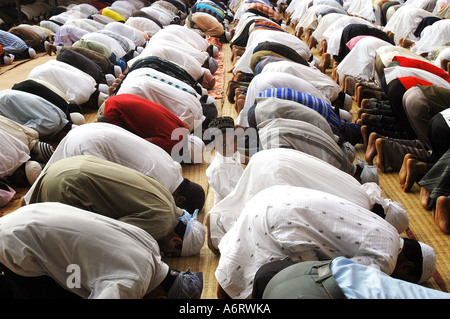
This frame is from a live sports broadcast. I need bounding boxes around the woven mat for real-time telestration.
[1,25,448,298]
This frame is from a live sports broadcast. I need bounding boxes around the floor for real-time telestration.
[0,26,449,299]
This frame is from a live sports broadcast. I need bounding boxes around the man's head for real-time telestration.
[173,178,205,213]
[207,116,237,157]
[158,208,205,257]
[392,238,436,284]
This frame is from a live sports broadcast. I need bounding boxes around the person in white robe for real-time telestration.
[206,148,409,253]
[26,60,97,107]
[336,36,394,83]
[321,16,374,56]
[215,185,435,299]
[115,67,205,132]
[383,6,434,44]
[346,0,377,22]
[125,16,162,37]
[0,202,203,299]
[104,21,148,48]
[233,28,311,75]
[22,122,193,203]
[411,19,450,56]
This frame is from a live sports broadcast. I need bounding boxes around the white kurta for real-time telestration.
[322,16,374,56]
[346,0,377,22]
[208,148,375,250]
[383,6,434,44]
[336,36,394,82]
[215,185,403,299]
[233,29,311,75]
[0,130,30,178]
[262,60,342,102]
[206,151,244,204]
[23,122,184,204]
[411,19,450,55]
[116,67,204,132]
[125,16,162,37]
[0,202,169,299]
[128,45,205,81]
[104,22,147,47]
[257,118,355,175]
[27,60,96,106]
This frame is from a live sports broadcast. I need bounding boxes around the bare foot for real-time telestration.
[420,186,431,210]
[399,154,414,190]
[434,196,450,233]
[403,158,427,192]
[375,138,386,173]
[365,132,380,164]
[361,125,369,149]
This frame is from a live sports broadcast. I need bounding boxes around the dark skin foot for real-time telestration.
[420,186,431,210]
[365,132,381,164]
[399,153,414,190]
[375,138,386,173]
[434,196,450,233]
[402,158,428,192]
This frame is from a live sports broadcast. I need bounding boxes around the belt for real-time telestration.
[314,261,347,299]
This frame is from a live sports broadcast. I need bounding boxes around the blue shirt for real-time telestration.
[331,257,450,299]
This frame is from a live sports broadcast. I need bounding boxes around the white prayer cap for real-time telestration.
[225,31,231,42]
[28,48,36,59]
[212,45,219,58]
[179,209,206,257]
[343,94,353,112]
[187,134,205,164]
[105,73,116,86]
[418,241,436,284]
[98,83,109,94]
[3,54,14,65]
[70,112,86,125]
[97,92,109,107]
[25,161,42,185]
[0,182,15,208]
[114,65,122,77]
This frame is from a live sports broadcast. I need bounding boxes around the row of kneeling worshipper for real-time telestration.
[0,0,449,301]
[205,0,450,299]
[0,0,236,299]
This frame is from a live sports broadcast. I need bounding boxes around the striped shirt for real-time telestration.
[259,88,341,134]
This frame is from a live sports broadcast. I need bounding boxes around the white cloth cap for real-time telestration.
[25,161,42,185]
[179,209,206,257]
[70,112,86,125]
[418,241,436,284]
[187,134,205,164]
[3,54,14,65]
[212,45,219,58]
[28,48,36,59]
